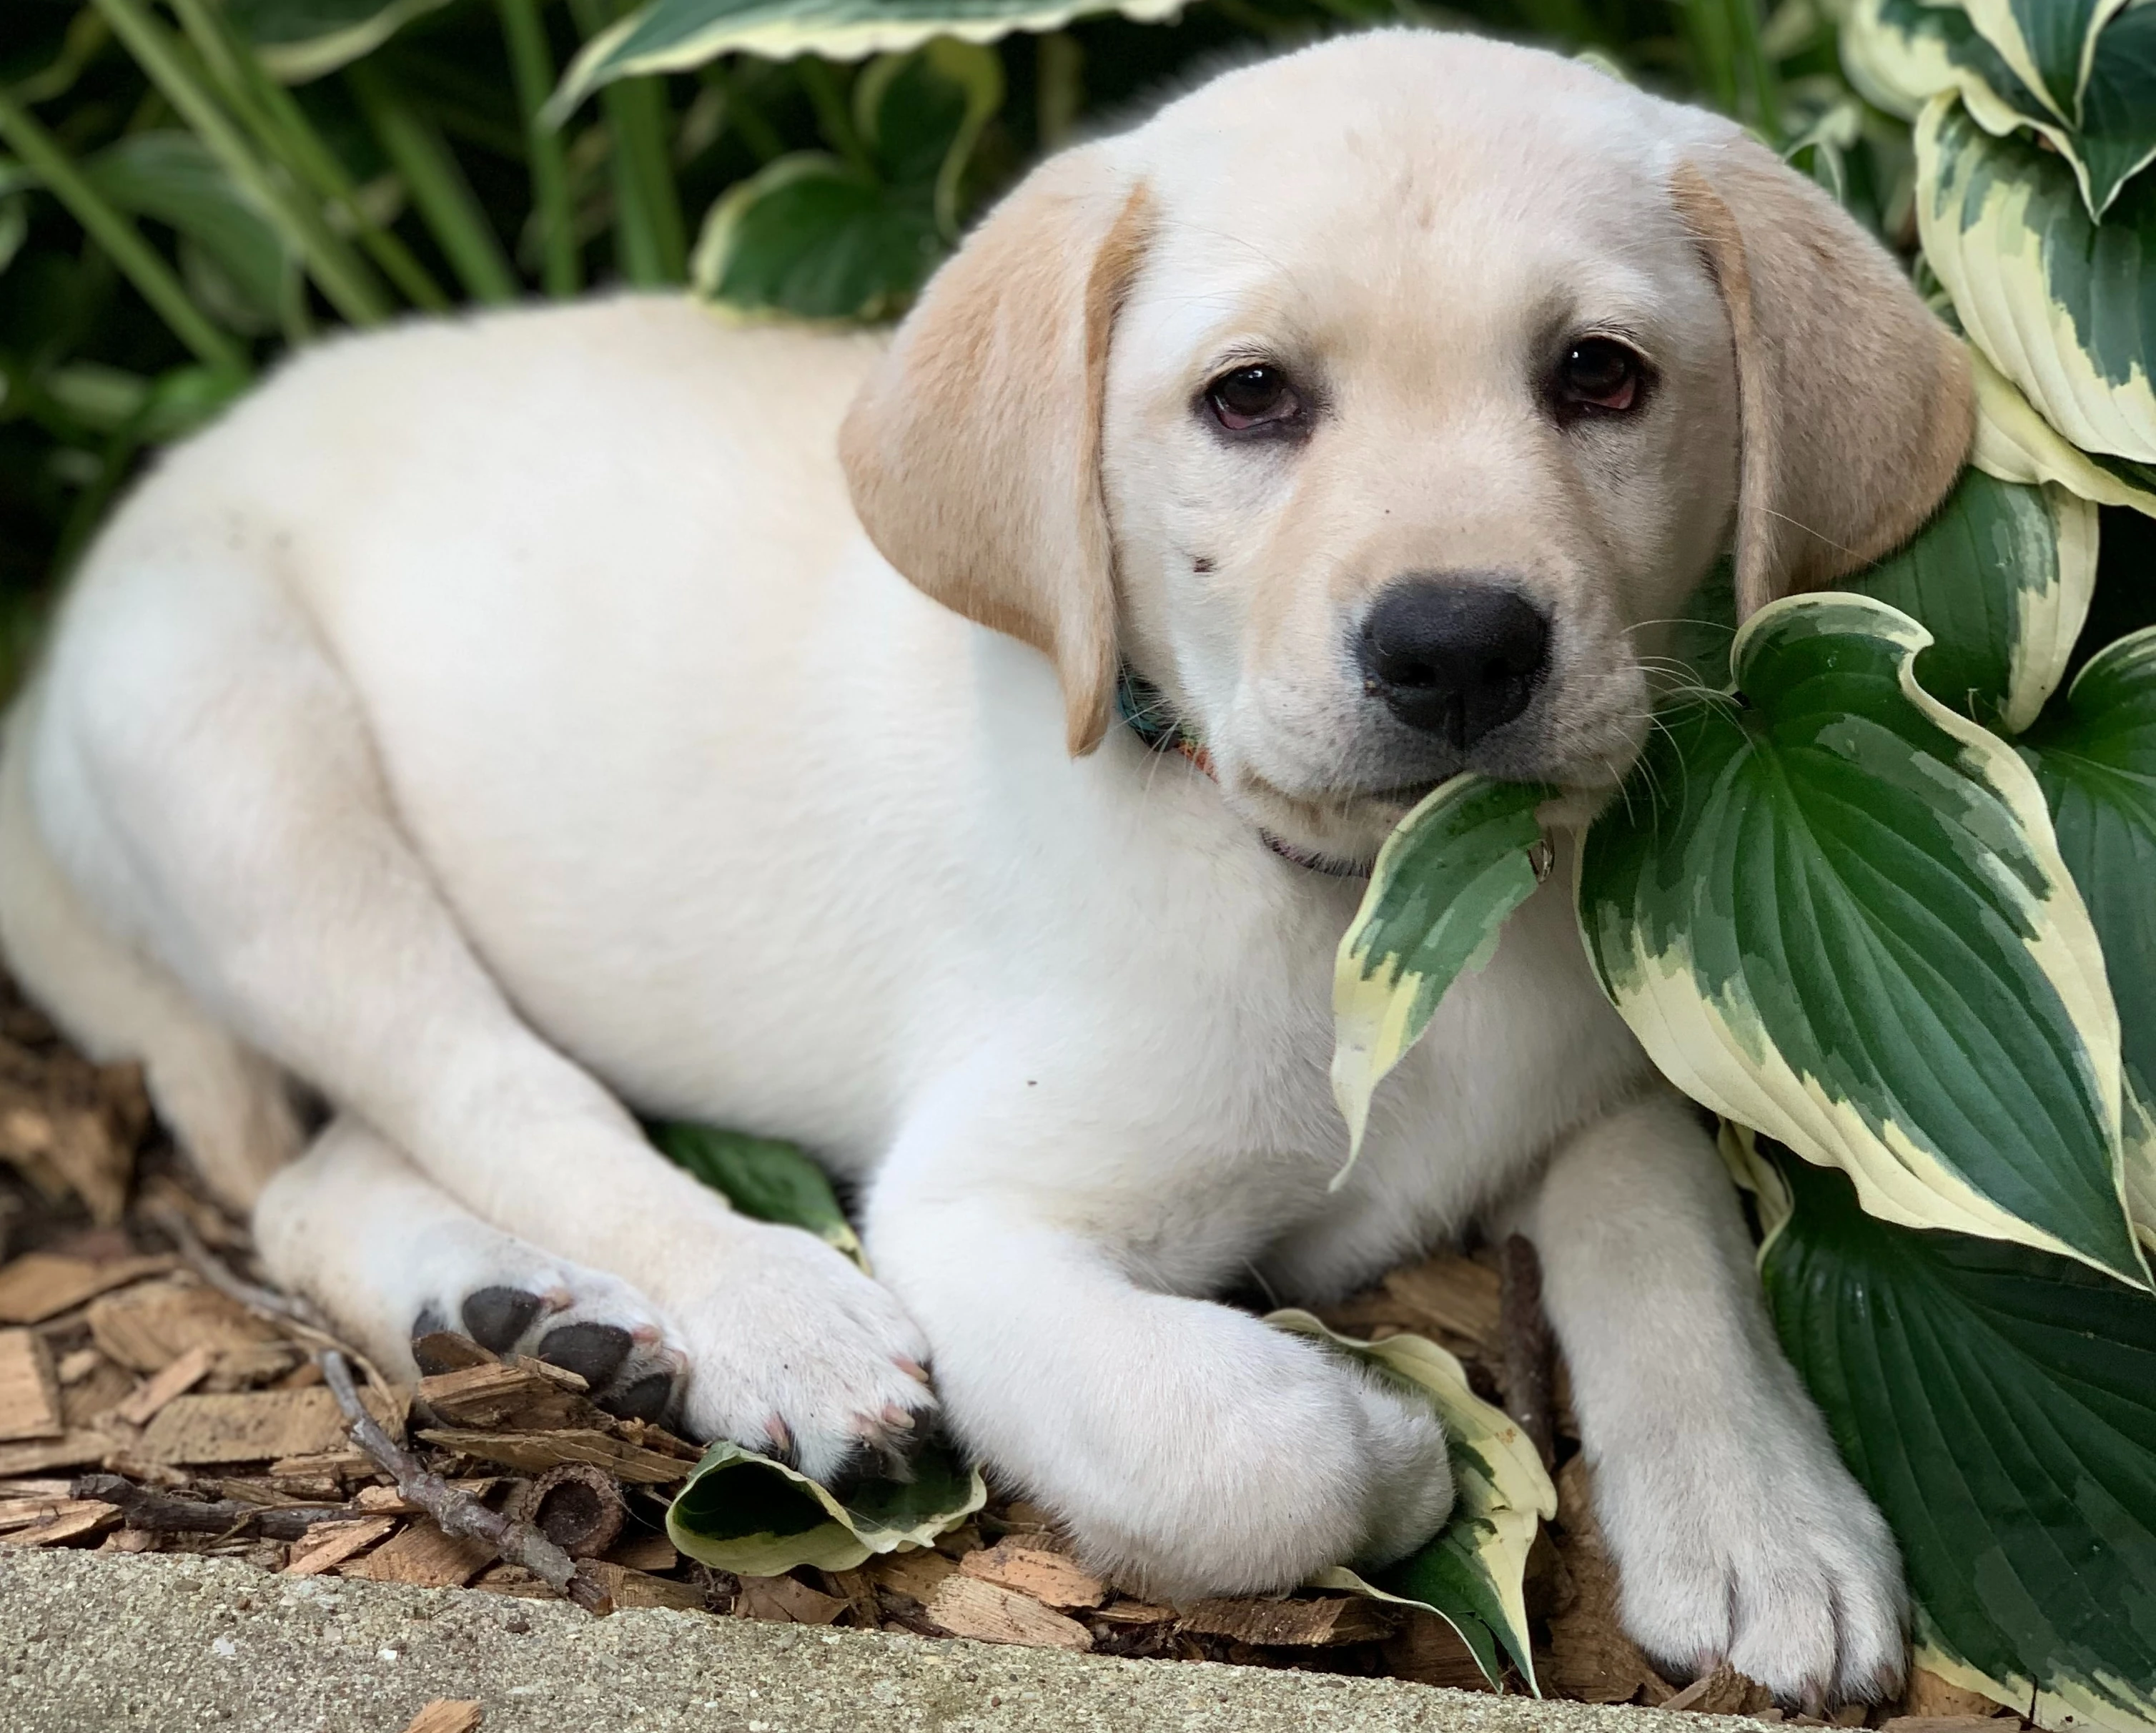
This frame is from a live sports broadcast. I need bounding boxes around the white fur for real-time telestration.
[0,33,1907,1702]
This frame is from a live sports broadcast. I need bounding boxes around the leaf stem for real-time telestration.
[347,61,520,304]
[496,0,580,297]
[0,87,244,372]
[88,0,392,325]
[565,0,682,285]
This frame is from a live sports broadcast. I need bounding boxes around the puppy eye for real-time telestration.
[1205,364,1302,433]
[1555,337,1648,417]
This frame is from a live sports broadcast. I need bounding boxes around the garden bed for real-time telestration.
[0,972,2009,1730]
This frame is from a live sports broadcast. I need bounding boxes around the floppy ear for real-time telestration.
[840,148,1153,756]
[1672,139,1973,619]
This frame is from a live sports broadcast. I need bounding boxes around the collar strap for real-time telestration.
[1114,666,1365,879]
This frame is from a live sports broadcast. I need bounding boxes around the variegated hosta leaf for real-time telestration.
[1956,0,2122,125]
[668,1436,986,1574]
[550,0,1180,122]
[1278,1312,1554,1691]
[1972,343,2156,517]
[224,0,455,82]
[1851,467,2097,735]
[1919,95,2156,461]
[2020,626,2156,1243]
[691,39,1000,318]
[1762,1150,2156,1733]
[1841,0,2037,122]
[1578,592,2145,1285]
[1331,775,1553,1172]
[648,1120,866,1267]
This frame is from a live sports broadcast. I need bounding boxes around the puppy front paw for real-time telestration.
[1027,1318,1454,1600]
[666,1225,938,1486]
[1595,1424,1907,1709]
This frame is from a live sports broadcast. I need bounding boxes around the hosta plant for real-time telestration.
[1340,20,2156,1701]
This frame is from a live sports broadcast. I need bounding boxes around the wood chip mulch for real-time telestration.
[0,972,2022,1727]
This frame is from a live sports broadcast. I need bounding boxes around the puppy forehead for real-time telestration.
[1117,32,1723,370]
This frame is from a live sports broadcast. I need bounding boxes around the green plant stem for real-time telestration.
[165,0,448,311]
[88,0,391,325]
[495,0,579,297]
[1726,0,1784,141]
[347,62,519,304]
[566,0,684,285]
[795,56,874,179]
[0,87,244,372]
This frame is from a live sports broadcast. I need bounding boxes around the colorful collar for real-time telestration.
[1115,666,1366,879]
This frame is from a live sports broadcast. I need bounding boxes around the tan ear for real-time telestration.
[840,149,1153,755]
[1672,140,1973,618]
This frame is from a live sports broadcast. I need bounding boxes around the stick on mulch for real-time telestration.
[69,1472,356,1541]
[1498,1234,1556,1471]
[318,1348,615,1615]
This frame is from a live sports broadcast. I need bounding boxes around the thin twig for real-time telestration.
[143,1200,397,1406]
[318,1349,614,1615]
[71,1473,359,1540]
[1498,1234,1557,1471]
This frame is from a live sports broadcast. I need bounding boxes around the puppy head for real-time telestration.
[841,31,1972,864]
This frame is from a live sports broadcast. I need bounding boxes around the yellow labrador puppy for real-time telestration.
[0,30,1967,1701]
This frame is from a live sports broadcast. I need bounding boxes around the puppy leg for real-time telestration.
[36,558,930,1476]
[1510,1090,1904,1706]
[866,1173,1454,1599]
[254,1116,685,1420]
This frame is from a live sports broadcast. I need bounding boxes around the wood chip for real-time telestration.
[959,1539,1107,1609]
[415,1428,688,1486]
[581,1560,702,1611]
[340,1518,495,1589]
[0,1329,63,1441]
[1177,1595,1393,1647]
[54,1348,101,1386]
[1659,1663,1773,1715]
[0,1431,108,1475]
[282,1516,397,1577]
[401,1702,483,1733]
[867,1548,959,1606]
[60,1357,134,1429]
[137,1387,405,1466]
[112,1344,214,1427]
[0,1255,171,1325]
[1543,1456,1675,1704]
[87,1278,284,1374]
[1089,1599,1175,1626]
[736,1574,848,1624]
[417,1363,601,1431]
[0,1496,117,1546]
[1880,1720,2014,1733]
[1378,1610,1498,1689]
[926,1574,1093,1651]
[1382,1253,1503,1347]
[470,1564,556,1600]
[605,1531,677,1574]
[1902,1672,2013,1719]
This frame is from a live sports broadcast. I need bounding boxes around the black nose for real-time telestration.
[1358,580,1549,748]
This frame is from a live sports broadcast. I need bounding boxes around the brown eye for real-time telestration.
[1556,337,1647,415]
[1207,364,1301,432]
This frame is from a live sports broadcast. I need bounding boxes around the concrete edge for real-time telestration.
[0,1548,1776,1732]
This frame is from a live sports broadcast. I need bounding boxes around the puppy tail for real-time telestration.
[0,684,303,1211]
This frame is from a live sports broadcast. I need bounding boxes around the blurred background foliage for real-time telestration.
[0,0,1888,693]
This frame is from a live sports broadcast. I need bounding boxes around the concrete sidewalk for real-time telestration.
[0,1549,1761,1733]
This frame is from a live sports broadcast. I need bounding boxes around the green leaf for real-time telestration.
[550,0,1180,121]
[1578,591,2144,1285]
[1918,94,2156,465]
[648,1120,865,1266]
[1972,342,2156,519]
[691,152,942,319]
[1761,1149,2156,1733]
[1841,0,2040,122]
[1331,775,1553,1174]
[1277,1312,1554,1692]
[1957,0,2121,124]
[854,39,1002,236]
[79,132,295,332]
[223,0,456,82]
[1850,466,2097,735]
[2021,626,2156,1245]
[667,1434,986,1574]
